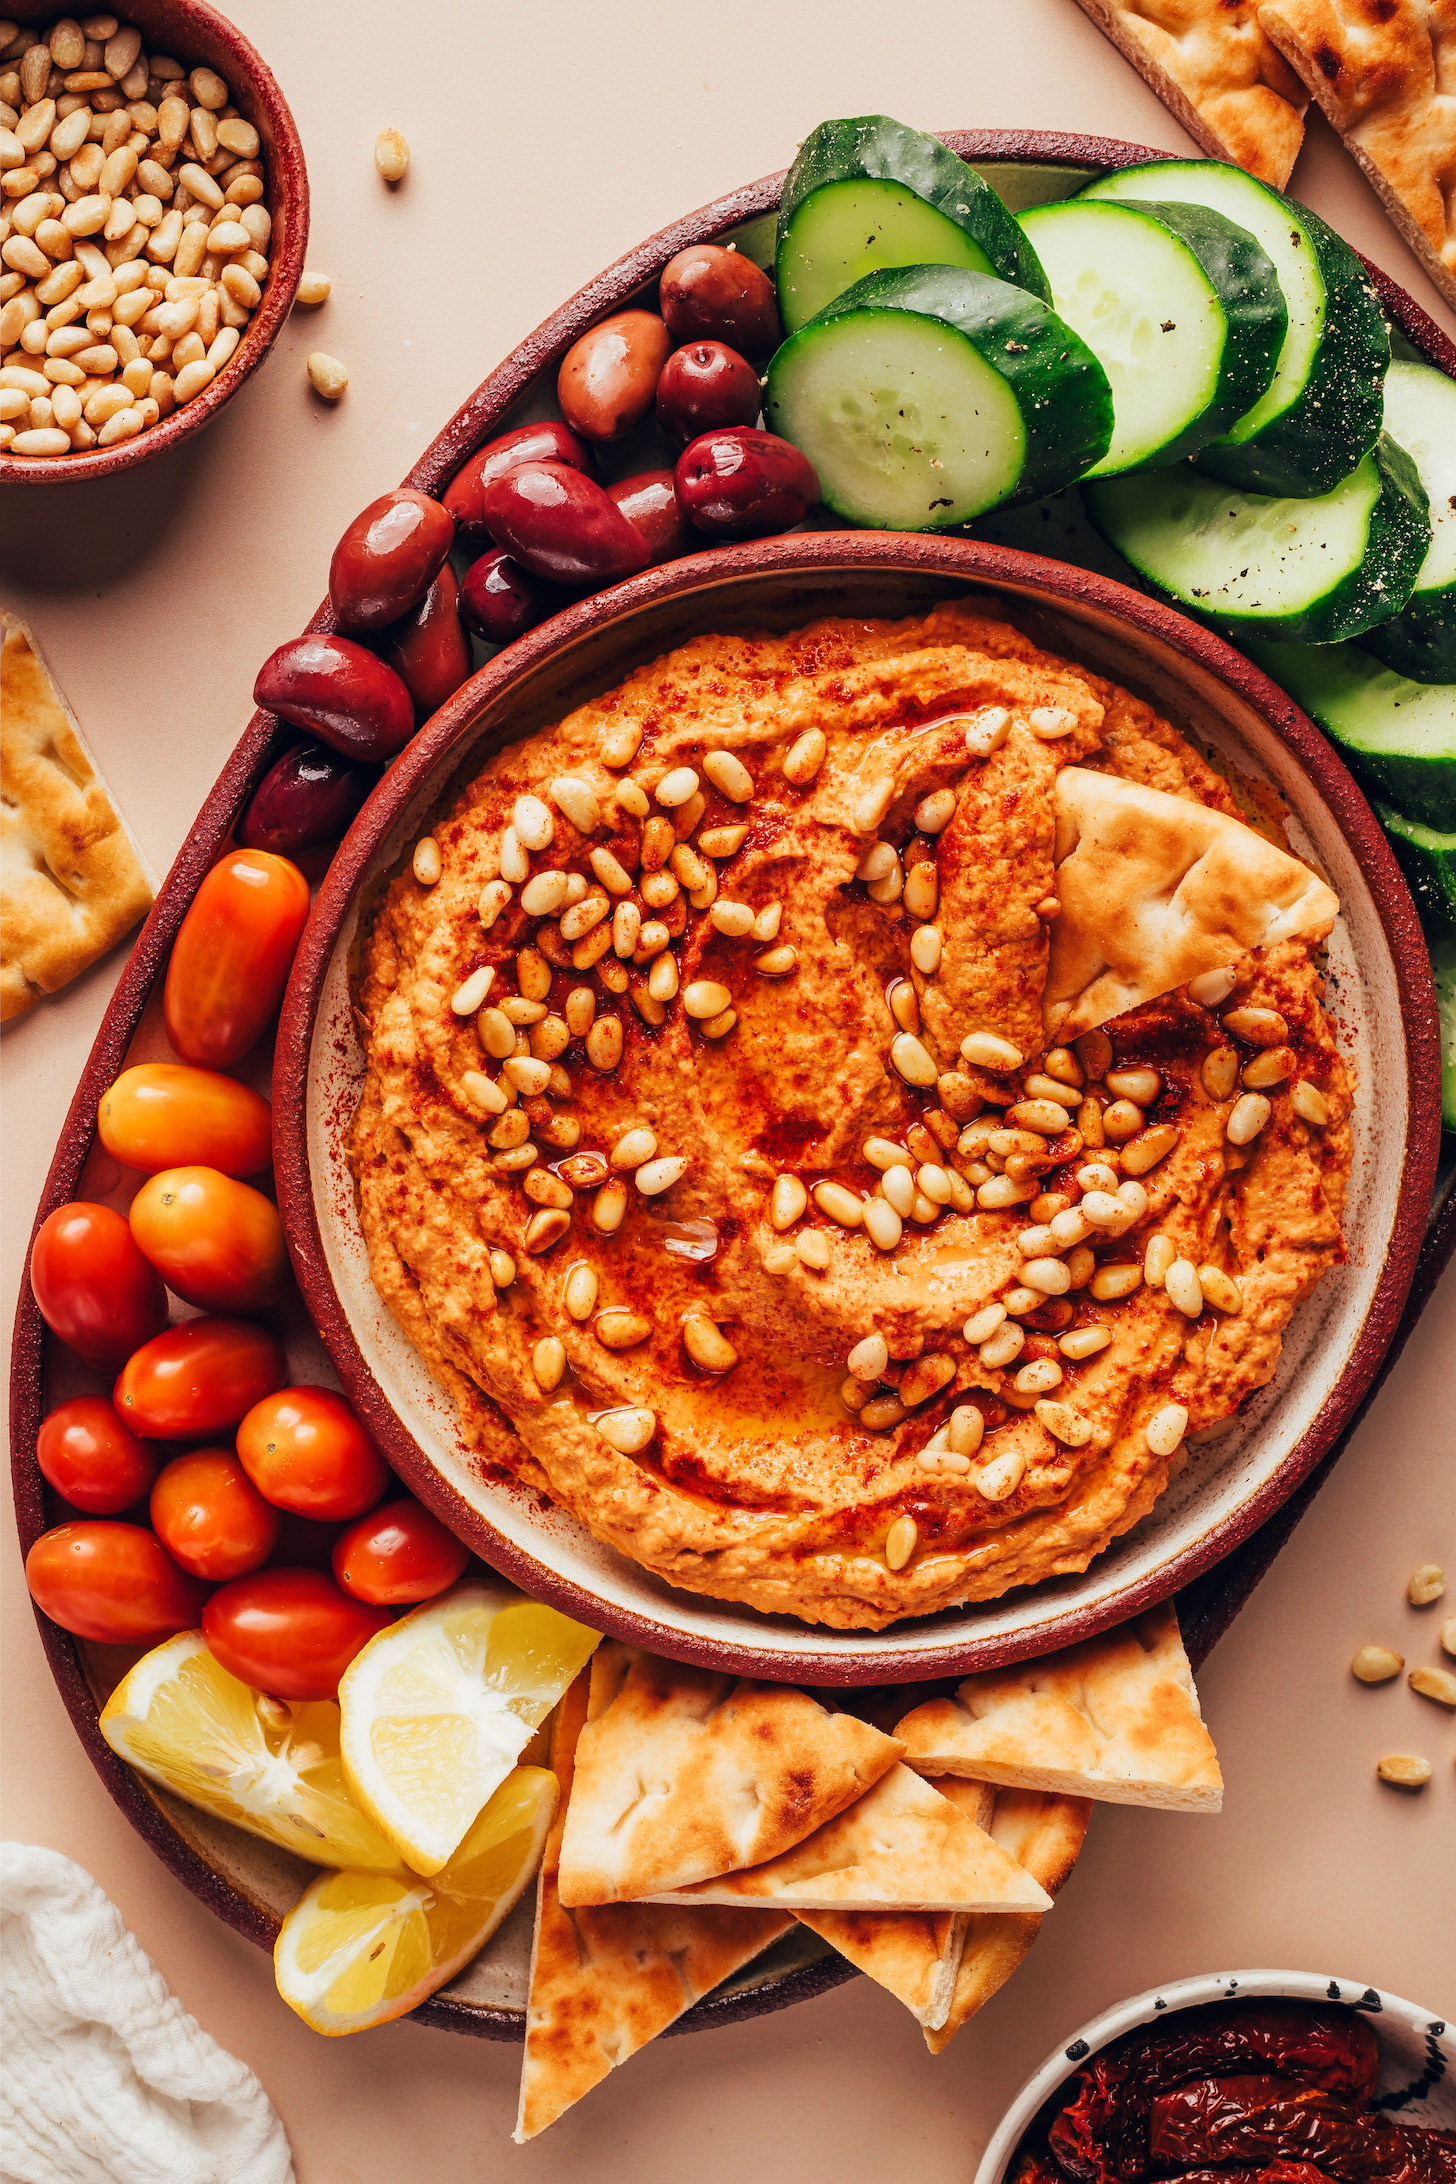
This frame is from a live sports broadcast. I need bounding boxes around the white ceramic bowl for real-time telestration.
[975,1967,1456,2184]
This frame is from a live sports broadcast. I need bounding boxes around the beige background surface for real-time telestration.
[2,3,1454,2178]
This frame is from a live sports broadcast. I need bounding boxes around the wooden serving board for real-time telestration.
[9,132,1454,2042]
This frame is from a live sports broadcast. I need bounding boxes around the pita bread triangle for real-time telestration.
[1043,767,1339,1041]
[642,1762,1053,1914]
[514,1670,791,2142]
[558,1645,903,1906]
[895,1603,1223,1813]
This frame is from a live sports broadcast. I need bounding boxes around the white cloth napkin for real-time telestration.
[0,1843,295,2184]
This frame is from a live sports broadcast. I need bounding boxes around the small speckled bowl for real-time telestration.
[0,0,307,485]
[975,1968,1456,2184]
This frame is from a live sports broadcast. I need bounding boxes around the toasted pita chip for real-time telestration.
[795,1784,993,2028]
[515,1672,791,2142]
[896,1603,1222,1812]
[1258,0,1456,312]
[1,614,155,1023]
[558,1649,902,1906]
[1072,0,1308,187]
[644,1763,1053,1913]
[924,1786,1093,2055]
[1043,767,1339,1040]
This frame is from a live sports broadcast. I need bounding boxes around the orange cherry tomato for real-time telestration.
[36,1396,159,1514]
[150,1448,281,1580]
[26,1521,208,1644]
[332,1496,470,1604]
[236,1386,390,1519]
[99,1063,272,1177]
[163,848,311,1069]
[30,1202,168,1368]
[202,1567,392,1701]
[115,1317,287,1440]
[128,1167,289,1315]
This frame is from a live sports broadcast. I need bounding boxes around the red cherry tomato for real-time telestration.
[114,1318,287,1440]
[99,1063,272,1177]
[128,1167,289,1315]
[332,1497,469,1604]
[235,1386,390,1520]
[25,1521,208,1645]
[163,848,311,1069]
[202,1567,392,1701]
[30,1202,168,1368]
[35,1396,159,1514]
[150,1449,281,1580]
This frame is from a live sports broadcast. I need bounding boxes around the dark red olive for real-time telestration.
[459,549,570,646]
[655,341,761,445]
[674,427,819,540]
[481,461,650,588]
[254,635,416,762]
[381,562,473,719]
[659,245,782,358]
[442,423,594,547]
[607,470,696,566]
[237,741,376,856]
[328,488,455,634]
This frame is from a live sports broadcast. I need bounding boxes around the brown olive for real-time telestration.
[674,427,818,539]
[481,461,650,587]
[459,548,570,646]
[253,635,415,761]
[607,470,696,566]
[656,340,761,445]
[381,562,473,719]
[328,489,455,634]
[557,310,672,442]
[442,422,593,547]
[659,245,781,358]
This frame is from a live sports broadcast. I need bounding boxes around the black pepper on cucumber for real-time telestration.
[1358,361,1456,684]
[1084,434,1431,645]
[764,264,1112,528]
[775,115,1048,335]
[1079,160,1388,497]
[1245,636,1456,830]
[1018,197,1287,476]
[1376,802,1456,933]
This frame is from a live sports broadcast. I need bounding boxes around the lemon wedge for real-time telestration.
[338,1583,599,1875]
[273,1764,557,2034]
[99,1632,404,1873]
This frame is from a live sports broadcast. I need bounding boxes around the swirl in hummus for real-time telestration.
[348,600,1353,1630]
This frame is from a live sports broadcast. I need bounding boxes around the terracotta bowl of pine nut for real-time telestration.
[271,529,1439,1687]
[0,0,306,481]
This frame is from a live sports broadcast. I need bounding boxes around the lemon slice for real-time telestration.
[99,1632,405,1873]
[273,1764,557,2034]
[338,1583,599,1875]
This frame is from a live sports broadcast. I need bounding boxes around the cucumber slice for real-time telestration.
[1081,160,1388,497]
[763,265,1112,529]
[1376,802,1456,934]
[1244,637,1456,829]
[1433,936,1456,1129]
[776,116,1047,334]
[1017,197,1286,476]
[1359,362,1456,683]
[1084,435,1430,644]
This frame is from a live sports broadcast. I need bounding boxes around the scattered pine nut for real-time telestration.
[1408,1564,1445,1607]
[306,350,347,400]
[374,126,409,183]
[1377,1753,1431,1788]
[296,269,331,306]
[1350,1645,1403,1684]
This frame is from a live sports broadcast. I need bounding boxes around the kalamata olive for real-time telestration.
[254,635,416,762]
[459,548,570,646]
[607,470,696,566]
[481,461,651,588]
[659,245,782,358]
[674,427,819,539]
[442,422,593,547]
[328,488,455,634]
[381,562,473,719]
[237,741,376,856]
[655,340,761,445]
[557,310,672,442]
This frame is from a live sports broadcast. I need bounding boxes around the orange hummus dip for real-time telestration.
[348,601,1353,1630]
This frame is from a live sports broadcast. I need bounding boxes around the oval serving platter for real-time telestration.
[9,135,1451,2042]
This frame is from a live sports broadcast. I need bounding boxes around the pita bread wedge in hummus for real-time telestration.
[349,600,1353,1632]
[515,1672,791,2142]
[558,1644,901,1905]
[895,1602,1223,1810]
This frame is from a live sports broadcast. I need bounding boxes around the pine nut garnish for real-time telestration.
[683,980,732,1019]
[588,1179,626,1234]
[1188,964,1240,1008]
[601,723,644,768]
[1080,1190,1132,1232]
[1023,1072,1075,1104]
[1006,1098,1070,1135]
[1377,1754,1431,1788]
[374,126,409,182]
[1410,1666,1456,1707]
[783,728,827,783]
[884,1515,918,1571]
[584,1016,624,1073]
[848,1333,889,1381]
[978,1322,1025,1369]
[812,1180,863,1228]
[595,1407,657,1454]
[900,1354,955,1407]
[609,1126,656,1170]
[711,900,755,936]
[771,1174,808,1230]
[1049,1207,1094,1249]
[1021,1257,1072,1296]
[978,1175,1037,1209]
[1101,1099,1143,1143]
[963,706,1011,756]
[1105,1066,1160,1105]
[1201,1046,1239,1100]
[461,1070,507,1115]
[589,846,635,895]
[1042,1048,1084,1090]
[634,1154,687,1196]
[859,1394,905,1429]
[702,749,753,801]
[863,1199,902,1250]
[549,775,601,833]
[857,841,898,884]
[1291,1078,1330,1126]
[1121,1124,1180,1176]
[1408,1564,1446,1606]
[532,1336,566,1390]
[563,1263,599,1321]
[477,878,511,928]
[915,1163,952,1205]
[949,1405,985,1456]
[451,967,494,1016]
[1226,1092,1271,1145]
[1142,1234,1176,1288]
[751,902,782,942]
[524,1208,571,1255]
[521,870,570,916]
[701,1007,736,1039]
[864,1137,913,1171]
[1351,1644,1403,1683]
[1144,1402,1187,1457]
[903,863,939,920]
[974,1448,1026,1501]
[1014,1357,1062,1395]
[1059,1325,1111,1361]
[1076,1162,1119,1194]
[890,1032,938,1088]
[1198,1264,1243,1314]
[504,1056,551,1095]
[1223,1006,1288,1046]
[683,1313,737,1372]
[489,1250,517,1287]
[796,1230,830,1270]
[961,1030,1024,1070]
[1028,705,1076,738]
[654,765,699,807]
[756,945,798,976]
[1074,1028,1113,1080]
[1035,1399,1093,1446]
[1003,1288,1043,1317]
[963,1303,1007,1345]
[700,823,749,857]
[1090,1264,1142,1301]
[910,925,942,976]
[595,1309,651,1350]
[410,837,441,885]
[1243,1045,1296,1090]
[1164,1259,1203,1317]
